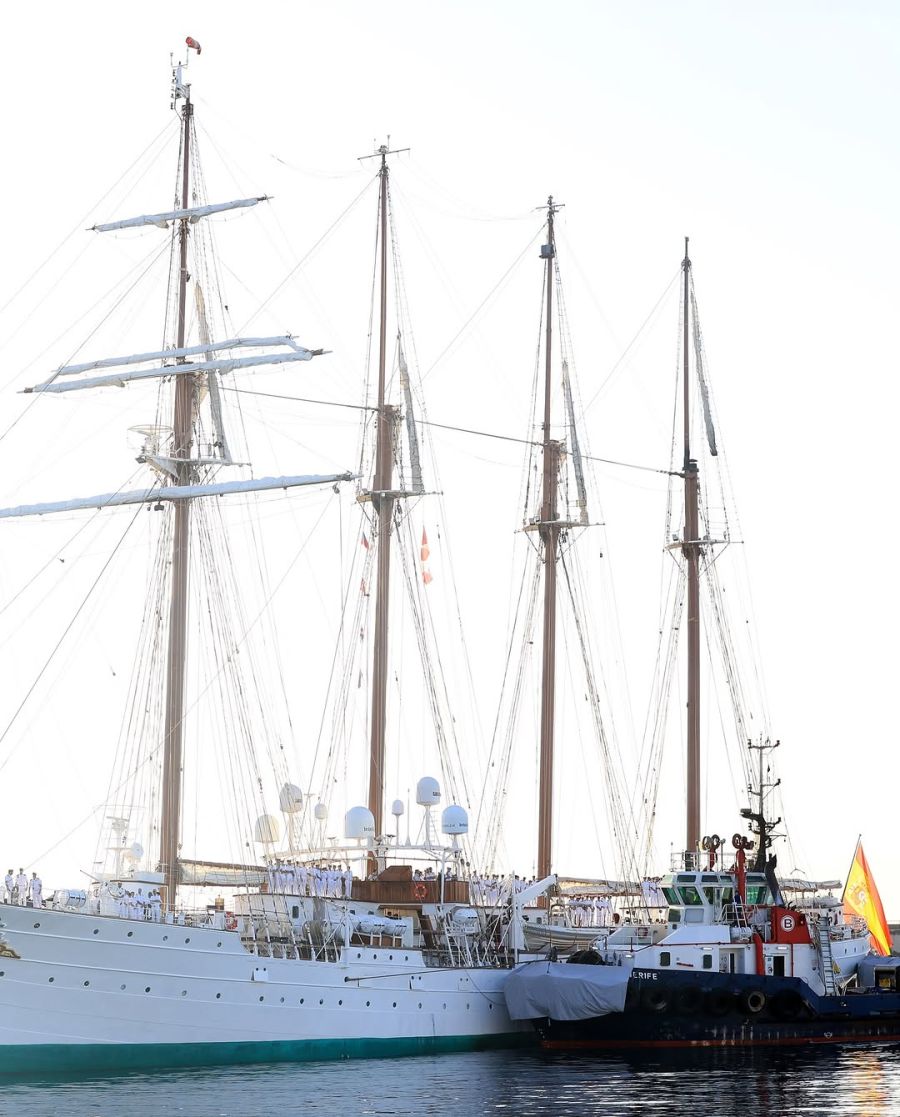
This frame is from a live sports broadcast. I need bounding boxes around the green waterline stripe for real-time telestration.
[0,1030,535,1078]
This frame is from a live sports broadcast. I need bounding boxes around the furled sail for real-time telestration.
[55,336,305,377]
[690,289,718,457]
[0,472,356,520]
[561,359,589,524]
[25,349,321,395]
[398,340,425,494]
[91,196,269,233]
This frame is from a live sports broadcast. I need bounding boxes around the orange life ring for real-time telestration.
[225,913,238,931]
[413,882,428,901]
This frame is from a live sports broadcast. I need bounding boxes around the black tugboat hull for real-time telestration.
[534,972,900,1050]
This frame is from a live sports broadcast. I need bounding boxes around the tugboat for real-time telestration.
[506,804,900,1047]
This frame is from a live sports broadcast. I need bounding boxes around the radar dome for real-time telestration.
[253,814,281,844]
[279,783,304,814]
[391,799,405,817]
[344,806,376,840]
[416,776,441,807]
[313,802,328,822]
[441,805,468,835]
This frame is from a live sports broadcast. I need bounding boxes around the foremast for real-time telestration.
[160,55,197,910]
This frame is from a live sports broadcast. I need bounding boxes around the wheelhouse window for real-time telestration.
[677,885,703,906]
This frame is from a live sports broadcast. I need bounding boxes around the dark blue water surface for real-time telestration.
[3,1046,900,1116]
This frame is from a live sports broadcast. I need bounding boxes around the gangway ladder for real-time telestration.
[817,923,838,995]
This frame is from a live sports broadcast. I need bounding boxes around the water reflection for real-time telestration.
[3,1045,900,1116]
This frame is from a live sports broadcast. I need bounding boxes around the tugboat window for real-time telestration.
[660,952,671,967]
[702,954,712,970]
[677,885,703,906]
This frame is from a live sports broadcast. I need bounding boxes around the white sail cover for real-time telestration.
[0,472,355,520]
[25,349,319,395]
[57,336,305,377]
[92,196,269,233]
[504,960,633,1021]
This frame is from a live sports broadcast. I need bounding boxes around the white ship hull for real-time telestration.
[0,903,527,1073]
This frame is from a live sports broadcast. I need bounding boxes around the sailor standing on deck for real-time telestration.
[3,871,12,904]
[15,869,28,905]
[30,872,42,909]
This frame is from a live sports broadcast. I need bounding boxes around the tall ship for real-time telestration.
[505,241,899,1048]
[0,42,555,1074]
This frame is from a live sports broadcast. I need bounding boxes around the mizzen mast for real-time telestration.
[536,197,562,882]
[682,237,702,856]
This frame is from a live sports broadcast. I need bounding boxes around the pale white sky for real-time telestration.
[0,3,897,912]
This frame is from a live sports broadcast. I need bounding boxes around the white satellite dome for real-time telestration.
[416,776,441,807]
[279,782,304,814]
[391,799,405,817]
[441,805,468,835]
[253,814,281,844]
[313,801,328,822]
[344,806,376,840]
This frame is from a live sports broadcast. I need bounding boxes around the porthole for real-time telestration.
[442,1002,446,1009]
[389,954,394,960]
[418,1002,422,1009]
[300,998,304,1004]
[92,929,99,936]
[216,993,222,1000]
[127,931,134,938]
[356,952,362,959]
[373,953,377,959]
[259,996,264,1002]
[32,923,40,929]
[48,977,54,984]
[120,984,126,991]
[83,980,89,987]
[392,1002,397,1008]
[162,935,168,942]
[466,1003,470,1010]
[338,999,343,1006]
[217,942,222,948]
[145,986,151,993]
[366,1000,370,1007]
[280,997,285,1004]
[184,937,191,944]
[181,990,187,997]
[318,998,324,1005]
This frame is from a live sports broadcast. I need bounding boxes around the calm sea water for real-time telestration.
[3,1046,900,1117]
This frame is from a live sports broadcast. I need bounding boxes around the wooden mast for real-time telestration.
[537,197,562,882]
[159,72,196,910]
[367,146,397,847]
[682,237,702,857]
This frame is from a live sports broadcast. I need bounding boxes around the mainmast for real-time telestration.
[364,144,404,846]
[682,237,702,857]
[159,53,198,909]
[536,197,562,882]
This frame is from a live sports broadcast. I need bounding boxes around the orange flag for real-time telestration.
[842,840,893,956]
[420,529,433,585]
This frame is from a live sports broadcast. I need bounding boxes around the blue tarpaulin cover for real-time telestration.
[505,960,633,1021]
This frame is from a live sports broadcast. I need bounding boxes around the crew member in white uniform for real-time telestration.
[3,871,12,904]
[30,872,42,909]
[15,869,28,906]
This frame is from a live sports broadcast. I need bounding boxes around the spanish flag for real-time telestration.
[842,839,893,956]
